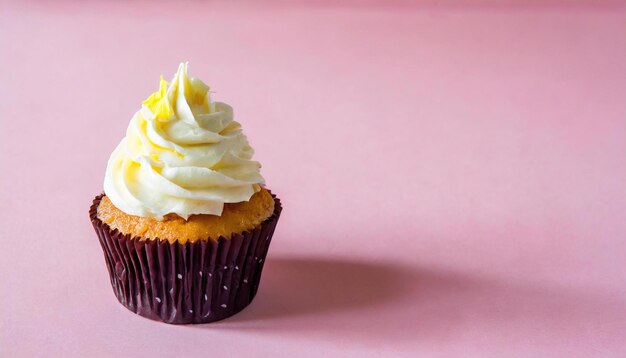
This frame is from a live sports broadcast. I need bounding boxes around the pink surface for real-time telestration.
[1,1,625,357]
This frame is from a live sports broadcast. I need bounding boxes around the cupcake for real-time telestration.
[89,63,281,324]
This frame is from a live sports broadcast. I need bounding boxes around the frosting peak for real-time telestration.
[104,63,264,220]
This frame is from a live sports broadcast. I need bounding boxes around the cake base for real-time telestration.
[89,193,282,324]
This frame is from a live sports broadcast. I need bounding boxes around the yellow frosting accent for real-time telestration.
[142,76,174,120]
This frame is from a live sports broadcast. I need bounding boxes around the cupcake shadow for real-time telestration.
[230,256,414,321]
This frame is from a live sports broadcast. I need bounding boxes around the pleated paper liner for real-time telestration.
[89,192,282,324]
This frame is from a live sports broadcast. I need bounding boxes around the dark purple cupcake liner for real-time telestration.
[89,193,282,324]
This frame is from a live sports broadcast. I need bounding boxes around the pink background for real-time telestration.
[1,1,625,357]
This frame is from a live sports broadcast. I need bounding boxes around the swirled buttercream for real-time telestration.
[104,63,264,220]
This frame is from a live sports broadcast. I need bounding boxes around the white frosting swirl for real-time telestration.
[104,63,264,219]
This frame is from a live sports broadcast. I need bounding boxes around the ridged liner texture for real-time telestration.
[89,192,282,324]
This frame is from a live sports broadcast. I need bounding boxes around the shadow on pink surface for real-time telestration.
[242,257,412,320]
[201,256,625,347]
